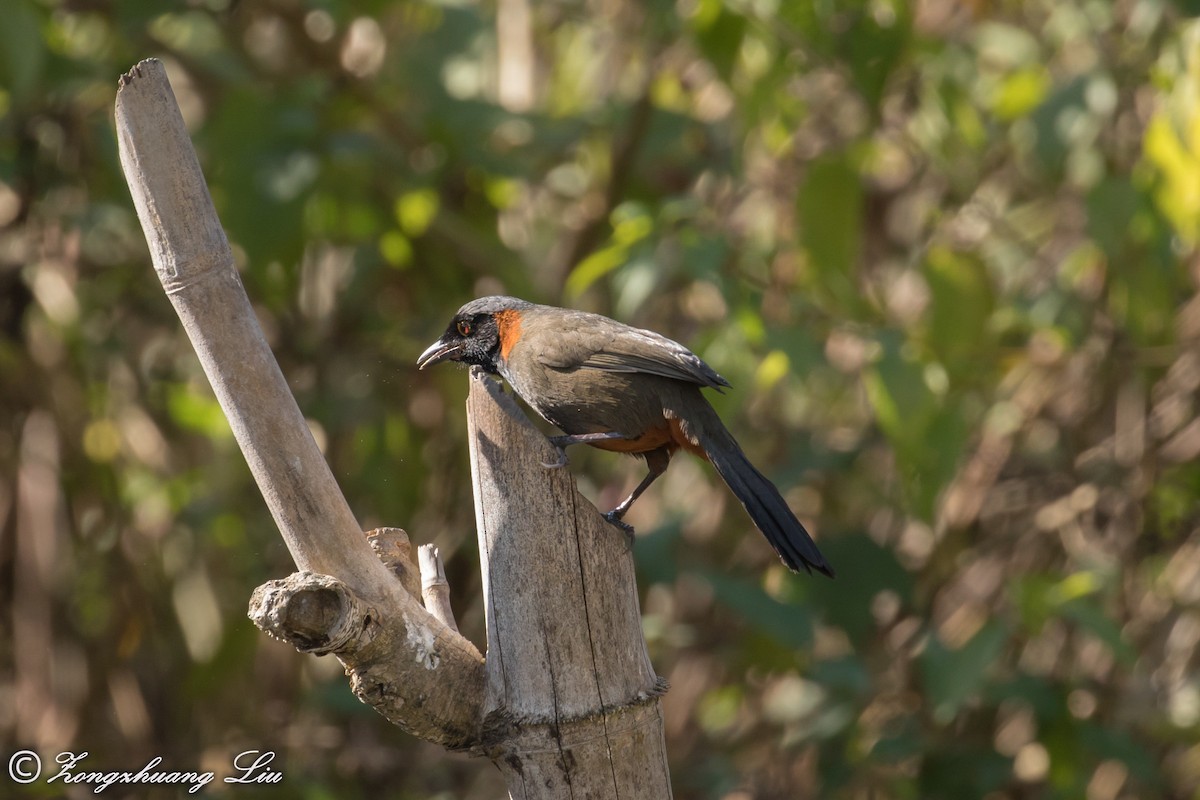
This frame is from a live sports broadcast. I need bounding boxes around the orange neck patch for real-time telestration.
[494,309,523,361]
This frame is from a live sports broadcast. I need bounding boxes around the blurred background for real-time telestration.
[2,0,1199,797]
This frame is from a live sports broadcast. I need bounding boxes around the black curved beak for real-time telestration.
[416,336,462,370]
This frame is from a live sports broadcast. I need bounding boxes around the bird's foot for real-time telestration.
[602,510,636,551]
[541,441,570,469]
[541,432,630,469]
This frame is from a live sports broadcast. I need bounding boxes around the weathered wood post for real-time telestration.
[115,58,673,797]
[466,371,671,796]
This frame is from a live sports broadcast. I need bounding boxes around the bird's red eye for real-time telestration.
[456,320,472,337]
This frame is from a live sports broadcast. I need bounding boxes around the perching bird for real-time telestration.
[417,296,833,577]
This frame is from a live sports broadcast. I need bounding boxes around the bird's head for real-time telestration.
[416,295,533,373]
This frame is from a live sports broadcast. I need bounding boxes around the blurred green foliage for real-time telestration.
[3,0,1200,797]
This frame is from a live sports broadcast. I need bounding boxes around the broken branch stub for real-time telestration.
[248,571,485,748]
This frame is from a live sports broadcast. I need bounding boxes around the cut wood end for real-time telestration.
[117,58,162,91]
[248,571,368,655]
[418,543,448,588]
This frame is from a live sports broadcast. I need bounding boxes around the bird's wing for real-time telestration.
[536,315,730,391]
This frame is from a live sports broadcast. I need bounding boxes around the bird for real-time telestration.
[417,295,834,577]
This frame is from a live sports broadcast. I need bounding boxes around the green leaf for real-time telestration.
[844,4,911,112]
[862,331,937,447]
[565,243,628,300]
[1029,76,1089,174]
[1086,177,1142,261]
[565,204,652,299]
[379,230,414,268]
[924,246,995,365]
[984,675,1066,721]
[921,747,1012,798]
[633,522,684,585]
[805,534,913,646]
[394,188,440,236]
[861,330,966,516]
[808,655,872,696]
[0,0,45,103]
[1061,601,1136,666]
[991,66,1052,120]
[871,714,923,762]
[204,87,315,268]
[167,385,233,441]
[798,153,863,308]
[919,620,1007,721]
[1078,723,1163,785]
[1013,570,1134,663]
[700,569,813,650]
[1170,0,1200,15]
[691,2,747,82]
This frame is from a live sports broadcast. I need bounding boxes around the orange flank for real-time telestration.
[581,416,708,460]
[589,426,673,454]
[668,415,708,459]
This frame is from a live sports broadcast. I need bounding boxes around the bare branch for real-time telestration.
[115,58,485,747]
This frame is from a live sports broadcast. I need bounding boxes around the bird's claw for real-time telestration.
[603,511,636,551]
[540,445,569,470]
[542,431,629,469]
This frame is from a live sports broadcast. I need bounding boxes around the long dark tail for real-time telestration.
[699,425,834,577]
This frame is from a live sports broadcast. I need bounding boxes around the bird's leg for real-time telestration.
[603,449,671,548]
[542,431,630,469]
